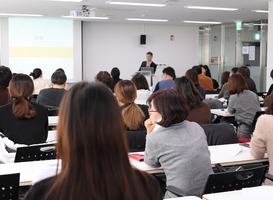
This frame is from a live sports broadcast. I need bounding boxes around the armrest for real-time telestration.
[166,185,183,197]
[265,173,273,182]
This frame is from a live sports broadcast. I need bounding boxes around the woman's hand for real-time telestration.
[144,118,156,135]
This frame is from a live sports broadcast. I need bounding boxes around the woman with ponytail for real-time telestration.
[0,74,48,145]
[114,80,149,131]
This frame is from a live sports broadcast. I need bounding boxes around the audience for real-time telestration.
[114,80,149,131]
[131,73,151,105]
[238,66,257,93]
[144,89,212,198]
[25,82,162,200]
[228,74,260,139]
[267,69,273,96]
[230,67,238,76]
[29,68,47,94]
[218,71,230,99]
[37,71,67,107]
[201,65,219,89]
[0,74,48,145]
[110,67,122,91]
[185,69,206,98]
[250,93,273,185]
[192,65,213,91]
[95,71,112,89]
[174,76,211,124]
[153,67,176,92]
[0,66,12,106]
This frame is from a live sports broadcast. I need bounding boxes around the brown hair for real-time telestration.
[44,82,156,200]
[221,71,230,85]
[173,76,203,110]
[185,69,199,86]
[95,71,112,88]
[228,74,247,95]
[264,92,273,115]
[147,90,189,127]
[131,73,149,90]
[9,74,36,119]
[238,66,250,77]
[114,80,145,130]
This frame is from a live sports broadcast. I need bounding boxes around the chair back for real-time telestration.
[251,111,265,133]
[201,123,238,146]
[15,143,56,162]
[0,173,19,200]
[126,130,146,152]
[44,105,59,116]
[203,165,268,194]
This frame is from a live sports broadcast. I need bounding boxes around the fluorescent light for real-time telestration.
[106,1,166,7]
[0,13,44,17]
[126,18,168,22]
[47,0,83,2]
[252,10,269,13]
[185,6,238,11]
[183,21,222,25]
[62,16,109,20]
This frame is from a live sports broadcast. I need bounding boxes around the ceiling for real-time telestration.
[0,0,270,25]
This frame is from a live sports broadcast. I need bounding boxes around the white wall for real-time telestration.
[82,22,199,81]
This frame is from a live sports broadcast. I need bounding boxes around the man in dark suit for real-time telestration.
[139,52,157,73]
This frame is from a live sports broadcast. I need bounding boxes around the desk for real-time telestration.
[202,186,273,200]
[130,143,268,173]
[206,94,219,100]
[48,116,58,126]
[47,130,57,142]
[0,160,58,186]
[211,107,266,117]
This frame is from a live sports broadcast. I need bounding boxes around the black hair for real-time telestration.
[111,68,120,79]
[192,65,202,74]
[162,67,176,80]
[29,68,42,80]
[146,52,153,57]
[0,66,12,88]
[51,71,67,85]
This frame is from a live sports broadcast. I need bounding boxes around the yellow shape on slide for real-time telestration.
[9,46,73,58]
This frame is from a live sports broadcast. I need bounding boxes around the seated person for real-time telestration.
[0,74,48,145]
[174,76,211,124]
[144,89,212,198]
[114,80,148,131]
[192,65,213,91]
[218,71,230,99]
[0,65,12,106]
[131,73,151,105]
[185,69,205,98]
[250,93,273,185]
[154,67,176,92]
[29,68,47,94]
[202,65,219,90]
[110,67,122,92]
[228,74,260,139]
[238,66,257,93]
[37,71,67,107]
[25,82,161,200]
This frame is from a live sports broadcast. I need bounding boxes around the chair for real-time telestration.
[126,130,146,152]
[44,105,59,116]
[15,143,56,162]
[201,123,239,146]
[166,165,268,197]
[251,111,265,133]
[0,173,19,200]
[203,165,268,194]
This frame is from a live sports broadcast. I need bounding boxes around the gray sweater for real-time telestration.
[144,121,213,198]
[228,90,260,138]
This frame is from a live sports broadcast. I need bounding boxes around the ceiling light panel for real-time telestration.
[106,1,166,7]
[185,6,238,11]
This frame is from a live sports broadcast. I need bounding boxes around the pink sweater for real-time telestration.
[250,114,273,185]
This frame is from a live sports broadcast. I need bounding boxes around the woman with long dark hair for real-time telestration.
[25,82,161,200]
[0,74,48,145]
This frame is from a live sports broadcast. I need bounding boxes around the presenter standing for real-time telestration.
[139,52,157,73]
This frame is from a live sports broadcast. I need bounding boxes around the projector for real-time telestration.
[70,5,95,17]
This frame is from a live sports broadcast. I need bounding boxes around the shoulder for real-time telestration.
[25,176,55,200]
[257,114,273,124]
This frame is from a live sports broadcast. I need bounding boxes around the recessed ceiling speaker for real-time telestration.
[140,34,146,45]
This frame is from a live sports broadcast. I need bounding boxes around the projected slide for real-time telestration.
[9,18,74,79]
